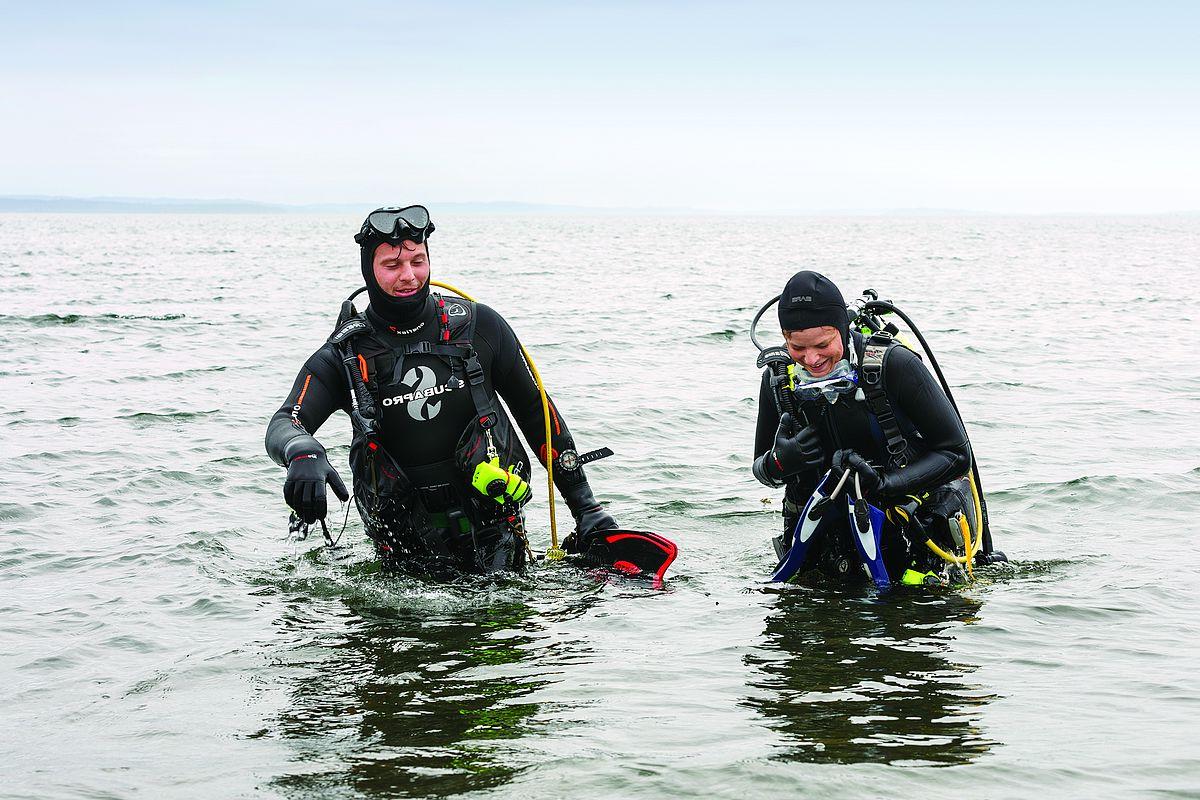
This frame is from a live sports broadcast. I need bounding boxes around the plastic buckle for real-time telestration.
[466,360,486,386]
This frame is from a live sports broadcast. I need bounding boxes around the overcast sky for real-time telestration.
[2,1,1197,212]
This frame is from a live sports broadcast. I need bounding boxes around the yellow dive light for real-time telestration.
[471,456,532,506]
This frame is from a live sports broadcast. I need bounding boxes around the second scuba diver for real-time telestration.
[752,270,1005,587]
[265,205,622,576]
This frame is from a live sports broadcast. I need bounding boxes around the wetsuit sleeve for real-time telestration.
[880,347,972,497]
[475,305,583,486]
[264,344,351,466]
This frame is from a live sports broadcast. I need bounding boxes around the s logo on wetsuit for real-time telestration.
[380,365,457,421]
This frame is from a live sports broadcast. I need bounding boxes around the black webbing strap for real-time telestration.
[390,340,473,383]
[337,299,499,430]
[447,298,496,430]
[463,349,497,430]
[860,332,909,469]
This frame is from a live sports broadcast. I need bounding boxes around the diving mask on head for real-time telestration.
[354,205,435,247]
[789,358,859,404]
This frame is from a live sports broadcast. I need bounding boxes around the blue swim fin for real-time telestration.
[847,477,890,589]
[770,469,842,583]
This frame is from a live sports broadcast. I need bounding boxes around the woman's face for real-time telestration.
[783,325,844,377]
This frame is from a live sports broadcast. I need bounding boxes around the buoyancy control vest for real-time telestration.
[848,330,919,469]
[328,291,532,562]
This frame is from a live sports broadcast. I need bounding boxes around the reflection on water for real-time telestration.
[263,575,592,799]
[744,588,995,765]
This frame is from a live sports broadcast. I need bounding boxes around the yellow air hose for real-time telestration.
[431,281,564,559]
[959,513,975,579]
[931,471,983,580]
[968,471,984,549]
[921,505,980,579]
[924,539,970,565]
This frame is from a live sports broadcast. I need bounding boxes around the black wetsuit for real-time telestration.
[266,297,590,575]
[753,332,973,579]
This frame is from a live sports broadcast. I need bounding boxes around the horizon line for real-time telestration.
[1,194,1196,217]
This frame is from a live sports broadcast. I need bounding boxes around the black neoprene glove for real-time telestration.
[283,440,350,524]
[560,481,618,555]
[757,412,823,484]
[832,449,886,499]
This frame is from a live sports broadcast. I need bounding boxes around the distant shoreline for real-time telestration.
[0,195,1194,216]
[0,196,698,215]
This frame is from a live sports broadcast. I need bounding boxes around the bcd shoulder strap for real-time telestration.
[439,297,499,431]
[859,331,909,469]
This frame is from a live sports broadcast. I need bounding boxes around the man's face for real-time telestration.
[783,325,844,377]
[372,241,429,297]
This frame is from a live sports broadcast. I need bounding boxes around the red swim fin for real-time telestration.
[600,529,678,581]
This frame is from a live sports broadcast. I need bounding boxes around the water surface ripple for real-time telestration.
[2,214,1198,799]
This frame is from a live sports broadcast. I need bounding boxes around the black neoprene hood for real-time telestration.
[777,270,849,338]
[357,207,434,328]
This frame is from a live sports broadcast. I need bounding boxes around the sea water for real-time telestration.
[2,213,1198,798]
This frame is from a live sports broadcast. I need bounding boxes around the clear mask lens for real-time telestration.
[794,359,858,403]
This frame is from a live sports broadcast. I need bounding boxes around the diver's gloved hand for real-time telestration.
[767,412,823,479]
[283,440,349,523]
[832,449,886,499]
[560,481,618,557]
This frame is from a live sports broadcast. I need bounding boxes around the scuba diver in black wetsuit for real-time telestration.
[264,205,619,576]
[751,270,1006,587]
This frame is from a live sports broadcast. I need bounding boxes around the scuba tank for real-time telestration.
[845,289,996,557]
